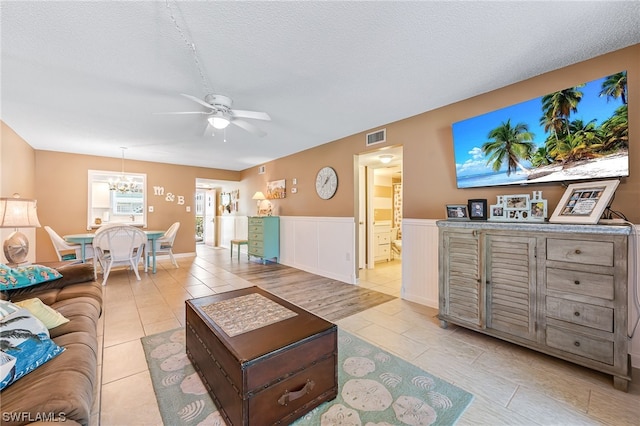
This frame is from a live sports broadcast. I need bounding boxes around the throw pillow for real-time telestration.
[0,307,65,390]
[0,264,63,291]
[14,298,70,329]
[0,299,21,319]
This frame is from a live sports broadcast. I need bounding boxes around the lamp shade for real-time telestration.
[0,197,41,228]
[252,191,266,200]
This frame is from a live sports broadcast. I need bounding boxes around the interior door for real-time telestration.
[358,165,366,269]
[204,189,216,246]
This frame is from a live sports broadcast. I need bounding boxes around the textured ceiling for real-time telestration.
[2,1,639,171]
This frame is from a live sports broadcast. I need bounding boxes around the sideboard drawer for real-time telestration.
[546,326,613,365]
[546,296,613,332]
[546,239,614,267]
[546,268,614,300]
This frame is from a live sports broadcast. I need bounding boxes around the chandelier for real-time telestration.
[109,147,142,193]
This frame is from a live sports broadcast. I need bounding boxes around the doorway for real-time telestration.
[355,147,403,290]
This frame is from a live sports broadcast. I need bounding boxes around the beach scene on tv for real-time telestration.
[452,71,628,189]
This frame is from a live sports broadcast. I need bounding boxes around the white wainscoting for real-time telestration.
[400,219,440,308]
[217,215,248,249]
[279,216,356,284]
[629,225,640,368]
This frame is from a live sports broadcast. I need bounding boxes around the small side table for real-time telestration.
[230,239,248,260]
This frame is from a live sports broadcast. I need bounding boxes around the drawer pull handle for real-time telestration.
[574,341,581,347]
[574,280,580,285]
[575,249,582,254]
[278,379,315,406]
[574,311,580,317]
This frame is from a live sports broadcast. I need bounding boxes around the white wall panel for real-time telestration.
[280,216,356,284]
[401,218,440,307]
[630,225,640,368]
[217,215,247,249]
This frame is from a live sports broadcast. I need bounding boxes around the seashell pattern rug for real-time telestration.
[141,328,474,425]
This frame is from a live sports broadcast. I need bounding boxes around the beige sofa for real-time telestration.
[1,263,102,426]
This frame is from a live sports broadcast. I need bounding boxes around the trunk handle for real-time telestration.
[277,379,315,406]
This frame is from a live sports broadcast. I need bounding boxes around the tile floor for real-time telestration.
[96,246,639,425]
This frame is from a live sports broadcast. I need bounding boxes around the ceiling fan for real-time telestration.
[161,94,271,137]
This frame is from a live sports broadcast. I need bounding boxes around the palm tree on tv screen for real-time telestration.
[600,71,627,105]
[481,119,535,176]
[540,85,584,140]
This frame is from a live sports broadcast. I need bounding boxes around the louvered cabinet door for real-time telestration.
[439,229,481,327]
[485,234,538,343]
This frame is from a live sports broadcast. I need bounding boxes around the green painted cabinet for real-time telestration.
[248,216,279,264]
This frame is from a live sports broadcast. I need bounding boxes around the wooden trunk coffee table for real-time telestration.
[185,286,337,425]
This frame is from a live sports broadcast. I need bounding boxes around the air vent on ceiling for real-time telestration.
[366,129,386,146]
[258,165,266,174]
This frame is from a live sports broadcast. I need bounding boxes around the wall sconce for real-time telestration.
[379,154,394,164]
[0,194,42,265]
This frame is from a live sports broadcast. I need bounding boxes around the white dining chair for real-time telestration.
[149,222,180,268]
[44,225,94,261]
[92,225,147,285]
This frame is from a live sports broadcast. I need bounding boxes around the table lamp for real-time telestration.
[0,195,42,265]
[252,191,273,216]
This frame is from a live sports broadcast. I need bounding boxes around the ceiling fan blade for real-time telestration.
[153,111,209,115]
[231,119,267,137]
[180,93,215,110]
[231,109,271,121]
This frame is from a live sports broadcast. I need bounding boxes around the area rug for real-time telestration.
[141,328,474,425]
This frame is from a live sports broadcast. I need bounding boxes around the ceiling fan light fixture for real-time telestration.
[208,113,230,130]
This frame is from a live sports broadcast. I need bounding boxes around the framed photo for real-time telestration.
[549,179,620,224]
[446,204,469,220]
[468,199,487,220]
[489,205,504,220]
[529,200,547,222]
[504,194,530,210]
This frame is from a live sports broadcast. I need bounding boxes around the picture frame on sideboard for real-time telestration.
[549,179,619,224]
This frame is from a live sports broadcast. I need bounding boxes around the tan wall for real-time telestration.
[32,151,240,262]
[1,122,36,198]
[3,44,638,262]
[1,123,38,263]
[242,45,639,221]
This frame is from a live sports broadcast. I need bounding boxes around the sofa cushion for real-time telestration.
[0,264,62,292]
[48,298,102,340]
[0,307,64,391]
[0,337,96,426]
[14,298,70,329]
[9,279,103,309]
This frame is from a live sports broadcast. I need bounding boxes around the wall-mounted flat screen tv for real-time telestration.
[452,71,628,189]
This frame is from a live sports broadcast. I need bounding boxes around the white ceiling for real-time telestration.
[2,1,639,171]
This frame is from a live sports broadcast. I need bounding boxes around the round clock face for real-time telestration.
[315,166,338,200]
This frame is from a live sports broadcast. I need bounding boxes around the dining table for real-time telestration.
[64,230,165,273]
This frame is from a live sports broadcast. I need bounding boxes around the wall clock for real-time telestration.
[315,166,338,200]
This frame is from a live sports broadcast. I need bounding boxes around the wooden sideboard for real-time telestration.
[248,216,280,264]
[437,220,631,391]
